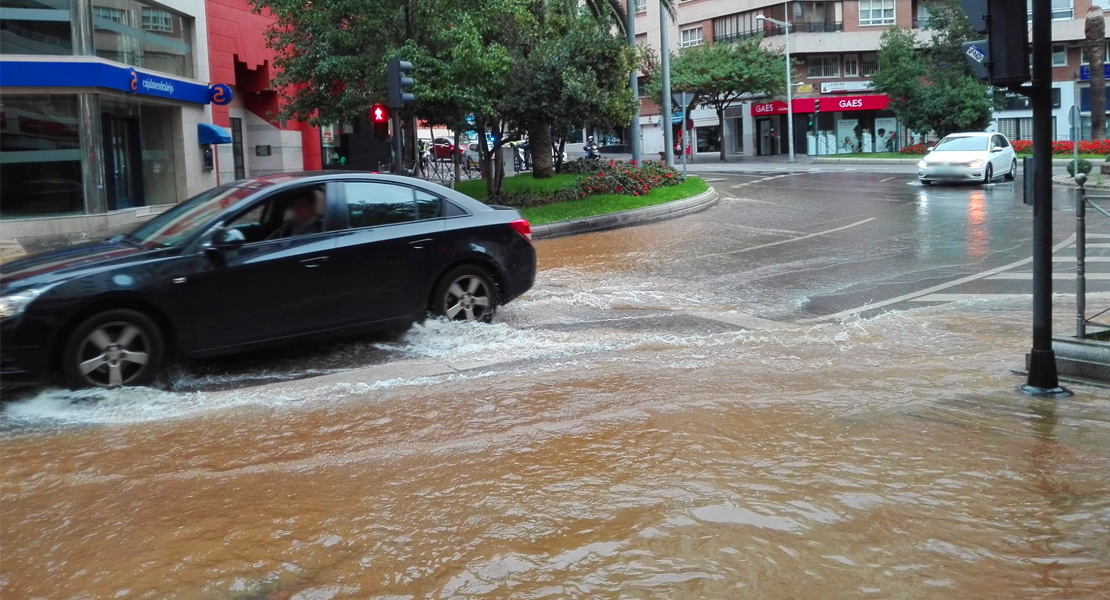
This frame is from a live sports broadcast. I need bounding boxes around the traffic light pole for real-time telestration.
[391,112,403,175]
[1023,0,1069,396]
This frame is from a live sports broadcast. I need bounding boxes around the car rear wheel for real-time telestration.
[61,309,164,389]
[1005,159,1017,181]
[433,265,498,323]
[983,164,993,184]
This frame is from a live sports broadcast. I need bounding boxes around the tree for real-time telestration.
[503,3,636,178]
[870,0,992,139]
[1086,6,1106,140]
[646,39,783,161]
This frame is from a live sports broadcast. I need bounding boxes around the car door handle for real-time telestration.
[300,256,329,268]
[409,238,434,249]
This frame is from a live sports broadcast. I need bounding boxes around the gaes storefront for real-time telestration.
[750,94,911,156]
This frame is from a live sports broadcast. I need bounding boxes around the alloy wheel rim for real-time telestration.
[444,275,491,321]
[76,322,151,387]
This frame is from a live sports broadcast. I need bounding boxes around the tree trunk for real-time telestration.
[556,137,567,173]
[1087,7,1106,140]
[492,120,506,195]
[453,129,462,184]
[529,123,554,179]
[717,107,727,162]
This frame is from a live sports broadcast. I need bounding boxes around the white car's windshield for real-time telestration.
[933,136,989,152]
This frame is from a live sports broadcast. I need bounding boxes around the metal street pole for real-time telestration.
[660,2,674,168]
[627,0,641,163]
[681,103,688,175]
[759,13,795,162]
[1023,0,1068,396]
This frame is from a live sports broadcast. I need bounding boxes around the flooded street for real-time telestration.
[4,172,1110,598]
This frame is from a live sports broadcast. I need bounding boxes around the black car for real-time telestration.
[0,173,536,389]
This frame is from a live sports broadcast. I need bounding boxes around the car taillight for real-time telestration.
[510,219,532,242]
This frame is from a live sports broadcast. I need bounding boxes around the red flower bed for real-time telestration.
[1012,139,1110,156]
[900,143,930,155]
[491,160,685,208]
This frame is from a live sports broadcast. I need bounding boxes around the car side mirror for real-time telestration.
[991,145,1003,153]
[208,227,246,252]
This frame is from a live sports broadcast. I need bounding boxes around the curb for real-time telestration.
[814,157,1105,166]
[531,186,719,240]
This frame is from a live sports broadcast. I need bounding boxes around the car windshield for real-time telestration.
[933,136,989,152]
[125,185,261,248]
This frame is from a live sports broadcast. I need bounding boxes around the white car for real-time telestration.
[917,132,1018,185]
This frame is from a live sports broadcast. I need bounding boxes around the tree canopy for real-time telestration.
[644,38,784,161]
[869,0,992,139]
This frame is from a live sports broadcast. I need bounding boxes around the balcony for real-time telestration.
[714,21,843,44]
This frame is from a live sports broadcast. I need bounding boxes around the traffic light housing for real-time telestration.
[387,58,415,109]
[370,104,389,139]
[959,0,1030,86]
[814,99,821,113]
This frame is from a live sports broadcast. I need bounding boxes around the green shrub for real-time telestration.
[489,160,683,208]
[1067,158,1093,177]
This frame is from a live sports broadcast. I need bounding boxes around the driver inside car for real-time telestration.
[269,189,324,239]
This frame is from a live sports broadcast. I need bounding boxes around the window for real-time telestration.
[994,135,1010,149]
[0,0,73,56]
[713,12,761,43]
[227,185,328,242]
[0,95,83,218]
[345,182,418,228]
[635,0,646,13]
[1052,43,1068,67]
[859,0,895,26]
[861,53,879,76]
[680,27,703,47]
[416,190,442,220]
[1026,0,1073,20]
[93,6,125,25]
[806,55,840,78]
[843,54,859,77]
[141,7,173,32]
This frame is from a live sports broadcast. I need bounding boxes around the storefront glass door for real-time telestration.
[102,114,145,210]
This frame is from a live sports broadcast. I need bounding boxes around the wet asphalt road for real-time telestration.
[4,169,1110,599]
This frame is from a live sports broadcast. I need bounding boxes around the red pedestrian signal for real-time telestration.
[371,104,388,122]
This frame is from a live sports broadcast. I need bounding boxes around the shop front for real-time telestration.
[749,94,904,156]
[0,59,229,230]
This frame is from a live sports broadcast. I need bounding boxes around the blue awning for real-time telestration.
[198,123,232,145]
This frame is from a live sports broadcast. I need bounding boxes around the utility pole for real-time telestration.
[1024,0,1068,395]
[757,12,795,162]
[659,1,674,168]
[627,0,641,163]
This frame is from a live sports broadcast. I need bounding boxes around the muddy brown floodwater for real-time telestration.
[3,227,1110,599]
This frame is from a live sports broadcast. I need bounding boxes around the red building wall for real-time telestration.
[206,0,321,169]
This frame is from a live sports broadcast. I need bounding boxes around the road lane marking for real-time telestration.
[1080,243,1110,248]
[701,178,728,182]
[986,272,1110,280]
[1055,256,1110,262]
[686,218,876,262]
[1087,233,1110,239]
[799,234,1078,323]
[880,176,897,182]
[909,293,1057,302]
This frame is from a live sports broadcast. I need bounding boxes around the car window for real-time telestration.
[227,184,327,243]
[416,190,442,220]
[345,182,418,228]
[934,136,989,152]
[995,135,1010,148]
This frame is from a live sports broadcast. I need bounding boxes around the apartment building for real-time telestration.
[632,0,1110,159]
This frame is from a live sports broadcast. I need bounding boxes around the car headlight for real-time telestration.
[918,160,928,168]
[0,288,44,318]
[966,159,984,168]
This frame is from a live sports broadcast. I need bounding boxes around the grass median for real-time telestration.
[455,172,710,226]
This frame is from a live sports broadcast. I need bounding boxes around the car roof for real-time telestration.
[226,171,493,213]
[943,132,994,138]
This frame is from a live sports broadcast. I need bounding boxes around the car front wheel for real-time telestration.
[983,164,993,184]
[1005,159,1017,181]
[61,309,165,389]
[433,265,498,323]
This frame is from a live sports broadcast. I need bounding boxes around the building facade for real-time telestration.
[1,0,226,238]
[205,0,321,183]
[632,0,1110,160]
